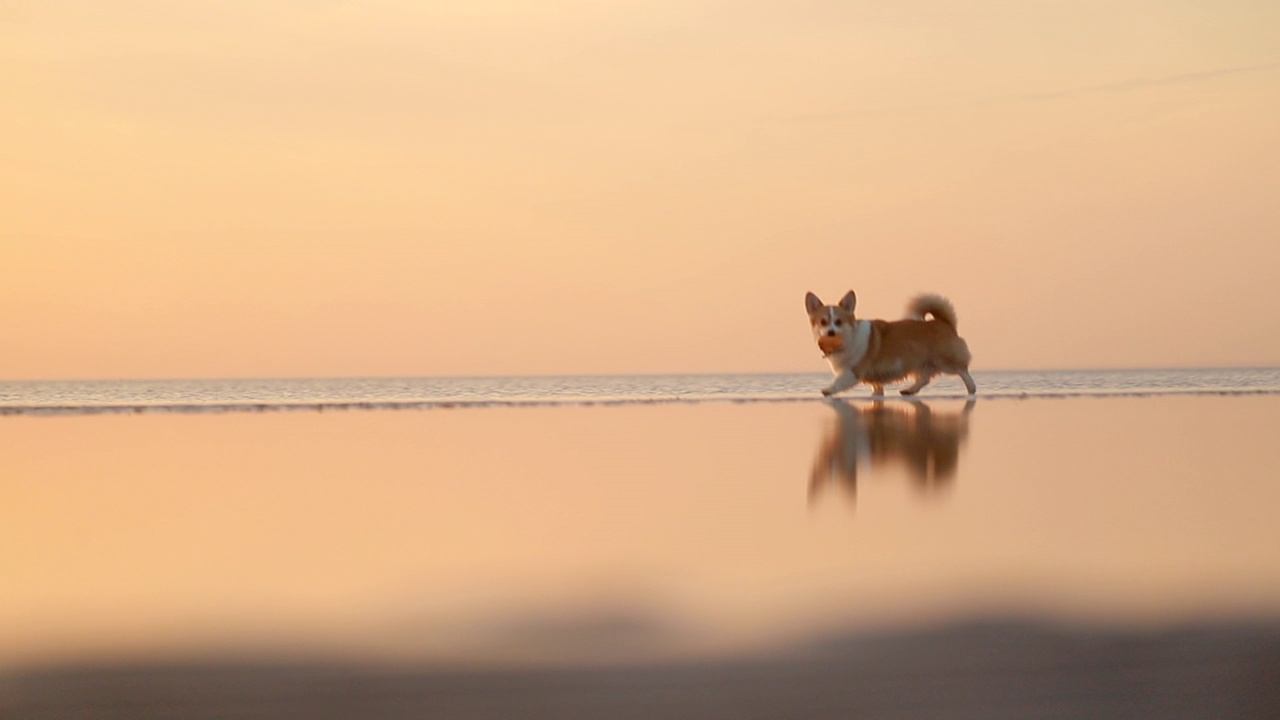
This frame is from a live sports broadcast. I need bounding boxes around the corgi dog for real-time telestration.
[805,290,977,397]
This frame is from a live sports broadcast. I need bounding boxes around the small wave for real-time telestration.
[3,387,1278,417]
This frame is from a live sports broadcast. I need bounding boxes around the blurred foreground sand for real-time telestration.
[5,620,1279,720]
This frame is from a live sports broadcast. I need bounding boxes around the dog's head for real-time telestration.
[805,290,858,355]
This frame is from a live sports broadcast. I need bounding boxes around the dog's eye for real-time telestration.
[818,318,828,326]
[834,319,843,327]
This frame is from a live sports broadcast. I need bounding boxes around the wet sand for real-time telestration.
[3,395,1279,717]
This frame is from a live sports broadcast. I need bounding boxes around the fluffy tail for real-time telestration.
[907,293,959,328]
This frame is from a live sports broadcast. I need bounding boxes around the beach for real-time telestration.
[9,0,1278,714]
[3,393,1279,717]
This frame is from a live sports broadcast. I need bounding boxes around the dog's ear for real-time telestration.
[838,290,857,314]
[804,292,824,316]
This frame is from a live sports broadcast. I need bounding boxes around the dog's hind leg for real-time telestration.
[900,372,934,396]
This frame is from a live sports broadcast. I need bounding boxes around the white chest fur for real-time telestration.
[825,320,872,374]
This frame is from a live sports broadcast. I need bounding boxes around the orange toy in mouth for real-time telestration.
[818,335,845,354]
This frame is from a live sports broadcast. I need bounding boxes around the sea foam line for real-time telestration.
[1,387,1278,416]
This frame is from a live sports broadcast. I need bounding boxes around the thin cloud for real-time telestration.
[786,60,1280,123]
[980,60,1280,106]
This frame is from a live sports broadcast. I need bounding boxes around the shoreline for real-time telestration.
[5,368,1279,417]
[3,385,1280,417]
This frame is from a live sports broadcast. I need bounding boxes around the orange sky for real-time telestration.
[3,1,1278,379]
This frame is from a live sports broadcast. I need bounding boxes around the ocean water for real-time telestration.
[2,367,1279,415]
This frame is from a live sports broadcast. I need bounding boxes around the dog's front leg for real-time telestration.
[822,371,861,397]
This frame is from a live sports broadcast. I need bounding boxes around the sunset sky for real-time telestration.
[4,0,1278,380]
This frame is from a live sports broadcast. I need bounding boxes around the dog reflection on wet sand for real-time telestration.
[810,400,975,506]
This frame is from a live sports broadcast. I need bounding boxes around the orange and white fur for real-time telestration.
[805,290,977,397]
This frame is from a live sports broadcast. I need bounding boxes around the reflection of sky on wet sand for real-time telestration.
[3,396,1279,668]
